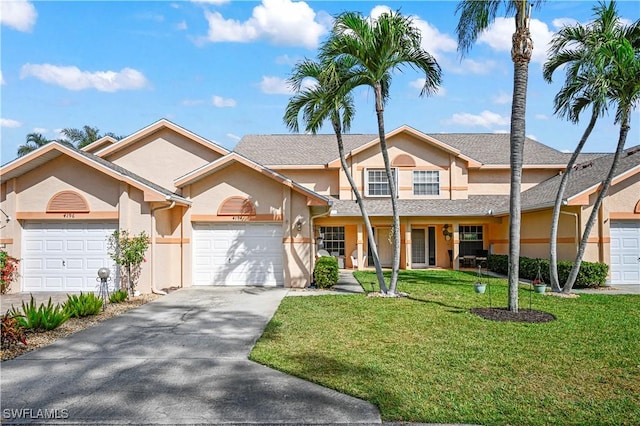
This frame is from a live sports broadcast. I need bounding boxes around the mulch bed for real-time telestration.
[470,307,556,323]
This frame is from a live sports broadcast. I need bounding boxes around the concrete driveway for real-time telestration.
[0,287,380,424]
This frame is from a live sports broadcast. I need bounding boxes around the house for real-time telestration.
[1,119,638,294]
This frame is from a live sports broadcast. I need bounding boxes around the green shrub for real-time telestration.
[109,289,129,304]
[0,250,20,295]
[64,292,103,318]
[487,254,608,288]
[10,295,69,331]
[313,256,339,289]
[1,312,27,348]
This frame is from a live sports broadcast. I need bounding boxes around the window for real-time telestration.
[413,171,439,195]
[318,226,345,256]
[366,168,397,197]
[459,225,483,256]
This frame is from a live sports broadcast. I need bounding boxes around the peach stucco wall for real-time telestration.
[277,169,339,196]
[105,128,224,191]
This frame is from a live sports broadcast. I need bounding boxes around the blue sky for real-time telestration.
[1,0,639,164]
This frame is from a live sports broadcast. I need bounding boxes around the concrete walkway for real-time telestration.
[287,270,365,296]
[0,287,380,424]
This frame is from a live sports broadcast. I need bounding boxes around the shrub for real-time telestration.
[1,312,27,348]
[313,256,339,289]
[0,250,20,295]
[487,254,609,288]
[108,230,149,295]
[64,292,104,318]
[109,289,129,304]
[10,295,69,331]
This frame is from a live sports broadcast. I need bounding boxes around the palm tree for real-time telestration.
[456,0,543,312]
[320,10,442,295]
[558,6,639,293]
[284,57,389,293]
[17,133,52,157]
[59,126,122,149]
[543,1,624,292]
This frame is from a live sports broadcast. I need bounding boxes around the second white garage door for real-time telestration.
[192,223,284,286]
[610,220,640,285]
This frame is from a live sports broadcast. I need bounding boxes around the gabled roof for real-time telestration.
[174,152,331,207]
[234,127,574,168]
[1,142,190,205]
[95,118,228,158]
[330,195,509,217]
[82,136,117,154]
[520,145,640,211]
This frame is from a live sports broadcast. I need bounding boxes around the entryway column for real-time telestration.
[405,223,412,270]
[452,222,460,270]
[356,223,364,270]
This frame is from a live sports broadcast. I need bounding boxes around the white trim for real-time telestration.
[364,167,398,197]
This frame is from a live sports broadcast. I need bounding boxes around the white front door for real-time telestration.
[610,220,640,285]
[22,221,117,292]
[411,228,426,268]
[192,222,284,286]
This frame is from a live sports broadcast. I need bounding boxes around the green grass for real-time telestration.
[250,270,640,425]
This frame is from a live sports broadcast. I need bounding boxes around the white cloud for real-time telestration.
[191,0,230,4]
[32,127,49,134]
[445,110,509,128]
[492,91,511,105]
[447,58,497,75]
[527,133,538,140]
[198,0,327,48]
[1,118,22,128]
[226,133,241,141]
[0,0,37,32]
[535,113,549,120]
[477,17,555,63]
[176,20,188,30]
[259,76,292,95]
[0,70,4,85]
[20,64,149,92]
[552,18,578,29]
[275,54,300,66]
[212,95,237,107]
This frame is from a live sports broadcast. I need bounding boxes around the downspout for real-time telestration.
[308,206,332,286]
[150,200,176,295]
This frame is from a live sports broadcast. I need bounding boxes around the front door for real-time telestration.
[375,227,393,268]
[411,229,426,268]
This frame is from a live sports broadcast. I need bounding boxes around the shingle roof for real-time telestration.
[329,195,509,217]
[234,131,575,167]
[520,145,640,212]
[234,134,375,166]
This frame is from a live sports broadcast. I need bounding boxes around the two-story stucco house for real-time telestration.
[1,119,638,294]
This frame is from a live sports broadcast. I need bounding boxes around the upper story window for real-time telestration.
[413,170,440,196]
[365,168,397,197]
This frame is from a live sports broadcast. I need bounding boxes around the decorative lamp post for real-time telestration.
[97,267,111,309]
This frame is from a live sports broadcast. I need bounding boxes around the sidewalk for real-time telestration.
[287,270,365,296]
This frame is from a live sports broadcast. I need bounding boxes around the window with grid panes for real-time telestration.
[366,169,396,197]
[318,226,345,256]
[413,170,440,195]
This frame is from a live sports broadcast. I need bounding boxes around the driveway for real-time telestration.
[0,287,380,424]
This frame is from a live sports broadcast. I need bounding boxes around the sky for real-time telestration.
[1,0,639,164]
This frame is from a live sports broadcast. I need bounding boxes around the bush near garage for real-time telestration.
[1,313,27,348]
[0,250,20,295]
[64,292,104,318]
[314,256,339,289]
[9,295,69,331]
[109,289,129,303]
[487,254,608,288]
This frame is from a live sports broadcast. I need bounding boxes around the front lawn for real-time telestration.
[250,270,640,425]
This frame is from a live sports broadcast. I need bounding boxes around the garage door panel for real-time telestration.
[193,222,284,286]
[22,221,117,292]
[610,221,640,285]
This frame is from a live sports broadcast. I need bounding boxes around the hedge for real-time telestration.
[487,254,608,289]
[313,256,339,289]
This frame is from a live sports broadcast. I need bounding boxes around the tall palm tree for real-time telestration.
[320,10,442,295]
[456,0,542,312]
[17,133,52,157]
[559,7,640,293]
[543,1,624,292]
[284,57,389,293]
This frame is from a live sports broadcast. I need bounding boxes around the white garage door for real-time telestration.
[192,222,284,286]
[610,220,640,285]
[22,221,117,292]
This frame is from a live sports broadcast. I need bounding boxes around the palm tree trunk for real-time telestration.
[374,83,400,295]
[549,111,598,291]
[508,9,533,313]
[562,115,630,293]
[332,120,388,293]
